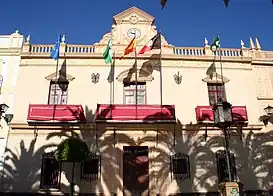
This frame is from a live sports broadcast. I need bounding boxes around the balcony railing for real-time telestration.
[27,104,86,123]
[195,106,248,123]
[23,44,246,59]
[95,104,176,123]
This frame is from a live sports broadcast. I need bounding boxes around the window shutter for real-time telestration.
[40,152,60,189]
[230,153,237,181]
[216,150,227,182]
[81,154,101,181]
[170,153,190,180]
[216,150,237,182]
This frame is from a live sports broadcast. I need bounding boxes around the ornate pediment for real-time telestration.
[202,72,230,83]
[45,71,75,81]
[113,6,155,25]
[96,7,172,47]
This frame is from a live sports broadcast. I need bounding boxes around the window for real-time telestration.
[48,81,68,105]
[80,154,101,181]
[207,83,226,105]
[124,82,146,104]
[216,150,237,182]
[40,152,61,189]
[170,153,190,180]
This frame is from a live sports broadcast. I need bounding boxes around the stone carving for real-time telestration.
[240,40,245,48]
[204,38,209,46]
[91,73,100,84]
[26,35,31,43]
[174,71,182,85]
[97,33,111,45]
[129,13,139,24]
[61,35,66,43]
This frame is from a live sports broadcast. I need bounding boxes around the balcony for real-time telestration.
[195,106,248,123]
[95,104,176,123]
[27,104,86,123]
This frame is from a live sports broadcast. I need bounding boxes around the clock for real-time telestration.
[127,28,141,39]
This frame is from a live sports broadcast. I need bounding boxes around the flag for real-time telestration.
[210,35,220,52]
[119,37,136,60]
[161,0,167,9]
[138,33,161,55]
[206,62,216,79]
[58,59,68,91]
[103,37,113,64]
[107,52,115,83]
[50,35,61,60]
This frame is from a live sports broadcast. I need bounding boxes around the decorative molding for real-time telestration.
[91,73,100,84]
[129,13,139,24]
[116,68,154,83]
[202,72,230,83]
[174,71,182,85]
[113,6,155,24]
[257,97,273,100]
[45,71,75,81]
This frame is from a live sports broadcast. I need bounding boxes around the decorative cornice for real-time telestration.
[45,70,75,81]
[116,68,154,83]
[113,6,154,24]
[202,72,230,83]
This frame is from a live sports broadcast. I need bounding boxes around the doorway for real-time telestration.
[123,146,149,196]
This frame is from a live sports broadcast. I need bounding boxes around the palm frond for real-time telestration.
[224,0,229,7]
[161,0,167,9]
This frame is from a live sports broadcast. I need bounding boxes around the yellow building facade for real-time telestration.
[0,30,24,190]
[2,7,273,196]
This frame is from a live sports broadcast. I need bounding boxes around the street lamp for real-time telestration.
[213,98,233,182]
[264,105,273,116]
[213,99,233,126]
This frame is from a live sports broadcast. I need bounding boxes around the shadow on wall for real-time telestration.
[184,128,273,195]
[1,139,57,193]
[1,105,273,195]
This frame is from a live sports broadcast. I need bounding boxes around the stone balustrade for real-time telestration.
[21,42,273,61]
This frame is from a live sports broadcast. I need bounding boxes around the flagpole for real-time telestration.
[134,40,138,118]
[51,34,61,122]
[159,32,163,118]
[54,58,59,103]
[112,51,115,105]
[109,53,113,105]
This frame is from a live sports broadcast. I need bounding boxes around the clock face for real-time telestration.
[127,28,141,39]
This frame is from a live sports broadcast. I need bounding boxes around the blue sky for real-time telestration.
[1,0,273,50]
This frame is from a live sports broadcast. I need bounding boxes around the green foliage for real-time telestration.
[54,138,89,162]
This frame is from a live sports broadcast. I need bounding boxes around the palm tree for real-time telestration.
[1,139,56,192]
[161,0,273,9]
[195,130,273,194]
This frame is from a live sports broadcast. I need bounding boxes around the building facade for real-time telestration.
[2,7,273,196]
[0,30,24,188]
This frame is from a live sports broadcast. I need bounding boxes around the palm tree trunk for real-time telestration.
[69,162,75,196]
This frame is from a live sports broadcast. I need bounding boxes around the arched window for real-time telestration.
[202,72,230,106]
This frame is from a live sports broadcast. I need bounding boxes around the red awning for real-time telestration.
[95,104,175,123]
[27,104,86,123]
[195,105,248,123]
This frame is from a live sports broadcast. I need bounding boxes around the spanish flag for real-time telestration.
[119,37,136,60]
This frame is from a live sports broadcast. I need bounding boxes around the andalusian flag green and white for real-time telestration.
[210,35,220,52]
[103,36,113,64]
